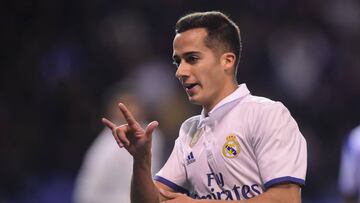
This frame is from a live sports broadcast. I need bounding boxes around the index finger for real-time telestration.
[118,103,140,127]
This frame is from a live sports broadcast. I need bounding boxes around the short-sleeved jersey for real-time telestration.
[339,125,360,202]
[154,84,307,200]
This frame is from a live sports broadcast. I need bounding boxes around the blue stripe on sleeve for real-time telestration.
[264,176,305,190]
[153,175,189,194]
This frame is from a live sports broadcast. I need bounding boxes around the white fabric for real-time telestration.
[73,127,164,203]
[339,125,360,202]
[155,84,307,200]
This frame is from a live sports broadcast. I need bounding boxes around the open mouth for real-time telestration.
[184,83,198,90]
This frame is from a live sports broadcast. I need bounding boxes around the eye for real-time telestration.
[172,58,180,68]
[186,55,199,64]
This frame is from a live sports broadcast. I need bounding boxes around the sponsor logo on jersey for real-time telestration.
[222,134,240,158]
[186,151,196,165]
[191,172,262,200]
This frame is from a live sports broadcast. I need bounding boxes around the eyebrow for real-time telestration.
[172,51,201,60]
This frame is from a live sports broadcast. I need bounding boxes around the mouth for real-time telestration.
[184,83,199,91]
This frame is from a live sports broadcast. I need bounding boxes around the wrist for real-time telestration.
[133,151,152,169]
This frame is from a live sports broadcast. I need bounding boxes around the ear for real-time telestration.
[220,52,236,73]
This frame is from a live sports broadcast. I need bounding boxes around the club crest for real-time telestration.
[222,134,240,158]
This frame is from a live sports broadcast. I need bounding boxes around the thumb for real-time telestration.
[145,121,159,138]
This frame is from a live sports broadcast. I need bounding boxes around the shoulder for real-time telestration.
[237,95,300,139]
[238,95,290,118]
[243,95,283,108]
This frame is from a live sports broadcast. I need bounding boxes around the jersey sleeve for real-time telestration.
[253,102,307,190]
[154,137,189,194]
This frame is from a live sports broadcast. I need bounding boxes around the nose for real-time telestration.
[175,62,190,80]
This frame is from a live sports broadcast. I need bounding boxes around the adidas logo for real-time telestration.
[186,152,196,165]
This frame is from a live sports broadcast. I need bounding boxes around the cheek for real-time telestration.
[206,67,223,83]
[196,60,222,87]
[200,71,222,92]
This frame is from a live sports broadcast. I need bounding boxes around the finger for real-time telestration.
[145,121,159,138]
[115,125,131,146]
[112,130,124,148]
[101,117,116,130]
[111,125,125,148]
[118,103,140,128]
[102,118,124,147]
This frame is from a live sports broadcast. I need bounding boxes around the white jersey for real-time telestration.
[339,125,360,202]
[155,84,307,200]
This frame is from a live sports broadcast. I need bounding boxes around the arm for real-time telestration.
[130,150,178,202]
[161,183,301,203]
[130,146,159,203]
[102,103,164,203]
[240,183,301,203]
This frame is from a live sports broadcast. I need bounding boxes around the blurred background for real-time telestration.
[1,0,360,202]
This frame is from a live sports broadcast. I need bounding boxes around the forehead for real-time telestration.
[173,28,209,54]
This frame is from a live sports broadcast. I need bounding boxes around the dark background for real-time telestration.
[1,0,359,202]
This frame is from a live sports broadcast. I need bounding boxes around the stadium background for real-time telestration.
[1,0,359,202]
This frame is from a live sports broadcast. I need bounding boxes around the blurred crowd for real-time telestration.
[1,0,359,202]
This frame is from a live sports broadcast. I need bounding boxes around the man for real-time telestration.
[102,11,307,202]
[339,125,360,203]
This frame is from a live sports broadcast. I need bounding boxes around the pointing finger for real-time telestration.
[118,103,140,128]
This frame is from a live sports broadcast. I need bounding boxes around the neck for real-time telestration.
[203,82,238,115]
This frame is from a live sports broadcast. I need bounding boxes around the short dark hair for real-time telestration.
[175,11,242,74]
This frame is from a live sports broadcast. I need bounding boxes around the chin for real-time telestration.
[188,97,196,104]
[188,96,204,106]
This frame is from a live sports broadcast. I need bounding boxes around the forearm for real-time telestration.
[202,194,298,203]
[199,184,301,203]
[131,152,160,203]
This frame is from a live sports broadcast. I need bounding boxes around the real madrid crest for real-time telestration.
[222,134,240,158]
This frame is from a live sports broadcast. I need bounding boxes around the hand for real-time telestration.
[160,189,196,203]
[101,103,159,159]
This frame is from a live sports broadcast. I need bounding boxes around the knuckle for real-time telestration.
[120,124,128,128]
[114,125,125,133]
[113,127,120,135]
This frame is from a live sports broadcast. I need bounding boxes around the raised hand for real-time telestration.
[101,103,159,159]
